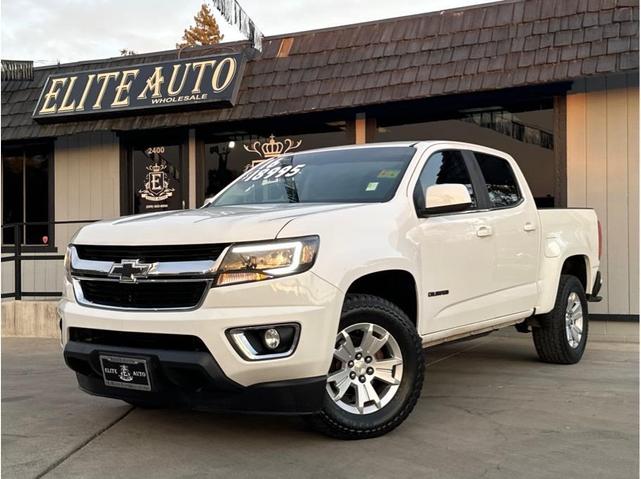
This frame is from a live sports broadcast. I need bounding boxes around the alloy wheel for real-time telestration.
[565,291,584,348]
[326,323,403,415]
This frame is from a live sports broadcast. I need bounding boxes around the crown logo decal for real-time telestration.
[244,135,302,159]
[145,162,167,173]
[138,161,174,204]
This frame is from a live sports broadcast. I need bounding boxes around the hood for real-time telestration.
[73,203,366,245]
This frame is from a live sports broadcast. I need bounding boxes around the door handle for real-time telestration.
[523,222,537,232]
[476,225,493,237]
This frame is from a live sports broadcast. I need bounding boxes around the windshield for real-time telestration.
[211,146,416,206]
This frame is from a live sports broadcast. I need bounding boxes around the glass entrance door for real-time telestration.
[128,138,186,214]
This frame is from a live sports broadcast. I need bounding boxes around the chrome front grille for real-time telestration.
[68,243,229,310]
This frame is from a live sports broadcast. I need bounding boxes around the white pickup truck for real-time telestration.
[61,141,602,439]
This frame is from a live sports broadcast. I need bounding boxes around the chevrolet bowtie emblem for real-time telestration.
[109,259,154,283]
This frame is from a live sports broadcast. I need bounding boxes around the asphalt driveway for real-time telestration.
[2,322,638,479]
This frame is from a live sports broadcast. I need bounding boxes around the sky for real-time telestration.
[1,0,490,66]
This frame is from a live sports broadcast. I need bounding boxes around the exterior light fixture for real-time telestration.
[263,328,281,349]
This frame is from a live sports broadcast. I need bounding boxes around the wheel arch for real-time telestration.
[561,255,589,291]
[344,269,419,329]
[537,253,592,314]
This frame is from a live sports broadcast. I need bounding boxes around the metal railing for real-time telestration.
[1,220,96,299]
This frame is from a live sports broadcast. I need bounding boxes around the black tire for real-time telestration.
[532,275,589,364]
[308,294,424,439]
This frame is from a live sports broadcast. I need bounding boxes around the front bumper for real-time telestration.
[64,340,326,413]
[59,271,344,412]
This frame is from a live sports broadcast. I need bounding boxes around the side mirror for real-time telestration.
[202,197,215,208]
[422,184,472,215]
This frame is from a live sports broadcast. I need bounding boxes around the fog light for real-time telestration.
[226,323,300,361]
[263,328,280,349]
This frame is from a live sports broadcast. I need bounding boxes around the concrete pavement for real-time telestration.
[2,323,638,479]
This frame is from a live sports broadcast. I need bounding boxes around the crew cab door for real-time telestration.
[470,151,540,317]
[410,149,497,335]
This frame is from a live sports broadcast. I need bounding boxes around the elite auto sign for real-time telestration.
[33,53,245,120]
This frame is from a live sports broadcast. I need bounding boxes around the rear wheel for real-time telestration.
[309,294,424,439]
[532,275,589,364]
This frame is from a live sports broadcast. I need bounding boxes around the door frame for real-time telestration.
[408,146,496,334]
[462,146,540,318]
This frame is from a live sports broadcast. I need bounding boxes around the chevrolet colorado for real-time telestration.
[61,141,602,439]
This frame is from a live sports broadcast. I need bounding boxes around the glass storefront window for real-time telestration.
[2,144,52,246]
[374,105,555,206]
[200,120,351,201]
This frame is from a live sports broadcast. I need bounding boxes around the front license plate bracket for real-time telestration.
[99,354,152,392]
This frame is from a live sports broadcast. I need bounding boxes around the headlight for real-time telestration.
[216,236,319,286]
[63,246,72,283]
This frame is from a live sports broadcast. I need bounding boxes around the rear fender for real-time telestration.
[536,247,594,314]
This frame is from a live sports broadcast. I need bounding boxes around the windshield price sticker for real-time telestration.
[243,164,306,182]
[377,169,400,178]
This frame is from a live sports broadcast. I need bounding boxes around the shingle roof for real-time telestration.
[2,0,639,141]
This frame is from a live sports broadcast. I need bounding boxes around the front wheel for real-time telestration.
[308,294,424,439]
[532,275,589,364]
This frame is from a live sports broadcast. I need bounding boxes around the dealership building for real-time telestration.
[1,0,639,320]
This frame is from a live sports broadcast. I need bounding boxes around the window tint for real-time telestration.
[213,147,415,206]
[413,150,477,211]
[474,153,521,208]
